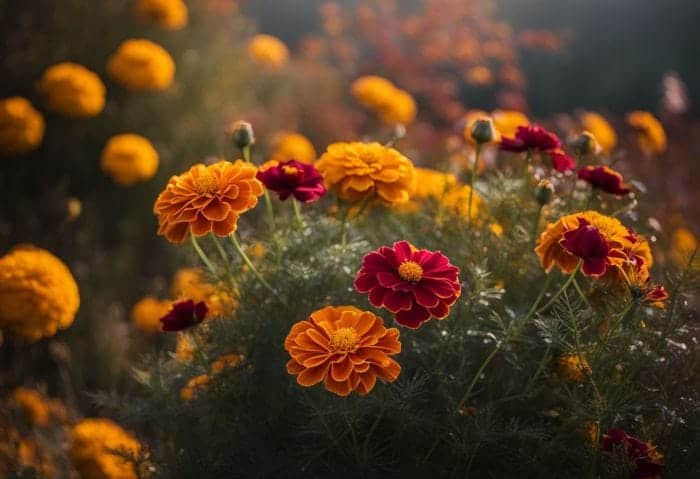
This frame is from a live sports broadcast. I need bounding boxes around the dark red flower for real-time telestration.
[160,299,208,332]
[354,241,461,329]
[560,218,625,276]
[548,149,577,172]
[500,124,561,153]
[640,283,669,309]
[578,165,631,195]
[256,159,326,202]
[600,428,663,479]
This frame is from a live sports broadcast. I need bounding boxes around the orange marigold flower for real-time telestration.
[285,305,401,396]
[210,352,244,374]
[0,96,45,155]
[39,63,106,118]
[626,111,667,155]
[134,0,188,30]
[130,296,172,333]
[10,387,51,427]
[107,39,175,91]
[69,418,141,479]
[0,245,80,342]
[101,134,159,186]
[351,76,417,125]
[440,184,482,221]
[412,167,457,200]
[180,374,210,402]
[268,132,317,164]
[247,34,289,70]
[491,109,529,138]
[175,333,195,361]
[535,211,631,278]
[580,112,617,153]
[153,160,264,244]
[670,227,697,266]
[171,267,237,318]
[315,141,416,204]
[555,354,591,382]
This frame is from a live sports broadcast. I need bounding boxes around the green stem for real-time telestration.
[457,344,501,409]
[228,233,279,298]
[572,277,592,310]
[531,205,543,245]
[190,235,217,277]
[292,199,304,229]
[523,343,552,396]
[210,235,237,290]
[533,262,582,316]
[241,145,251,163]
[468,144,480,228]
[263,190,276,233]
[188,331,209,370]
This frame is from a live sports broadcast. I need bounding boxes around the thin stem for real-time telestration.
[457,344,501,409]
[534,262,582,316]
[292,198,304,229]
[241,145,251,163]
[188,331,209,370]
[572,277,592,310]
[228,233,279,298]
[263,190,276,233]
[523,343,552,396]
[210,235,237,290]
[468,144,480,228]
[190,235,217,277]
[531,205,543,245]
[521,273,554,325]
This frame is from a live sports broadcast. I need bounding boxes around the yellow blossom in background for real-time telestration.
[0,245,80,342]
[100,134,159,186]
[171,268,237,318]
[175,333,195,361]
[107,39,175,91]
[180,374,210,401]
[670,227,697,266]
[10,387,51,427]
[247,34,290,70]
[440,184,482,222]
[316,141,416,204]
[134,0,188,30]
[351,75,417,125]
[210,352,244,374]
[69,418,141,479]
[555,354,591,382]
[491,109,529,137]
[580,111,617,153]
[489,222,504,237]
[130,296,172,333]
[412,167,457,200]
[0,97,45,155]
[268,132,317,164]
[248,242,267,260]
[39,62,105,118]
[67,197,83,221]
[626,110,667,155]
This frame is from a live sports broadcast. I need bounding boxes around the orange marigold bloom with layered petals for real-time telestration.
[153,160,264,244]
[134,0,188,30]
[535,211,632,277]
[39,63,106,118]
[315,142,416,204]
[69,418,141,479]
[0,245,80,342]
[626,111,667,155]
[285,306,401,396]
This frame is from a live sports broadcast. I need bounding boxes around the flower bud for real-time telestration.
[229,121,255,149]
[469,118,496,144]
[571,131,600,156]
[535,179,554,205]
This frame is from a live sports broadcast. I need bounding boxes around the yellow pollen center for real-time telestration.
[398,261,423,282]
[330,327,360,352]
[193,170,219,194]
[282,165,300,176]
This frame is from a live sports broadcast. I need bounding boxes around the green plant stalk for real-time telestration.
[531,204,543,246]
[190,234,217,277]
[210,234,237,290]
[468,144,480,228]
[228,232,278,298]
[292,198,304,229]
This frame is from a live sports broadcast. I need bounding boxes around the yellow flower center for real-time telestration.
[330,327,360,352]
[282,165,300,176]
[398,261,423,283]
[193,170,219,194]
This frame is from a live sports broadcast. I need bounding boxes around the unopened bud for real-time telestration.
[229,121,255,149]
[535,179,554,205]
[571,131,600,156]
[469,118,496,145]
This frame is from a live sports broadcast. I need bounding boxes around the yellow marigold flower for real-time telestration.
[180,374,210,401]
[134,0,188,30]
[315,141,416,204]
[107,39,175,91]
[440,184,482,221]
[39,63,105,118]
[175,333,195,361]
[351,75,417,125]
[248,242,266,260]
[580,111,617,153]
[130,296,172,333]
[412,167,457,200]
[626,110,667,155]
[101,134,159,186]
[0,245,80,342]
[69,418,141,479]
[670,227,697,266]
[10,387,51,427]
[210,352,244,374]
[171,268,237,318]
[555,354,591,382]
[463,110,500,145]
[268,132,317,164]
[0,97,45,155]
[491,109,529,138]
[247,34,289,70]
[489,222,504,237]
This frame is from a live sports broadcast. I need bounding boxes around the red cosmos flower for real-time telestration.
[578,165,631,196]
[354,241,461,329]
[561,218,625,276]
[500,124,561,153]
[641,284,669,308]
[548,149,577,172]
[160,299,208,332]
[256,159,326,203]
[600,428,663,479]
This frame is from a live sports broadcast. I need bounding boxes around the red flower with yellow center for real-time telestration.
[354,241,461,329]
[256,159,326,202]
[500,124,561,153]
[284,306,401,396]
[561,218,626,276]
[578,165,631,196]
